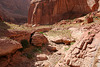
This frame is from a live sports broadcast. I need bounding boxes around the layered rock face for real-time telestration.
[28,0,100,25]
[55,24,100,67]
[0,0,30,23]
[0,38,22,56]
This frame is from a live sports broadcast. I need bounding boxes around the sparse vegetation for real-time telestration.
[21,39,29,49]
[35,25,52,29]
[39,32,44,34]
[5,22,33,31]
[32,47,42,53]
[23,53,33,59]
[64,47,69,51]
[64,42,75,51]
[88,32,91,35]
[93,16,99,19]
[26,54,33,59]
[66,19,70,22]
[70,42,75,45]
[45,29,72,38]
[0,21,34,37]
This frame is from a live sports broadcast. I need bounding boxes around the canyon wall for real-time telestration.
[0,0,31,23]
[28,0,100,25]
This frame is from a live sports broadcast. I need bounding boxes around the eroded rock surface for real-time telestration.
[28,0,100,25]
[0,38,22,56]
[8,31,31,43]
[55,24,100,67]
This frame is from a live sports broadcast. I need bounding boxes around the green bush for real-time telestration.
[32,47,42,53]
[26,54,33,59]
[22,53,33,59]
[20,39,29,49]
[88,32,91,35]
[39,32,44,34]
[70,42,75,45]
[64,47,69,51]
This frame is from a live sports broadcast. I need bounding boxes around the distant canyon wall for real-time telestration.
[0,0,31,23]
[28,0,100,25]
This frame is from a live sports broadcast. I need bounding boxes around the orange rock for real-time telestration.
[47,46,57,52]
[81,23,84,25]
[36,54,48,61]
[86,16,93,23]
[51,37,73,45]
[51,39,63,44]
[63,39,71,45]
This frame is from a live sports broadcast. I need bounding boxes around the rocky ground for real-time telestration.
[0,12,100,67]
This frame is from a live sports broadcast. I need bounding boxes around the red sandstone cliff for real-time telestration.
[0,0,30,23]
[28,0,100,25]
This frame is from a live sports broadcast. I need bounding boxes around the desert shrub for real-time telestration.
[88,32,91,35]
[93,16,99,19]
[70,42,75,45]
[26,54,33,59]
[66,19,70,22]
[39,32,44,34]
[64,42,75,51]
[20,39,29,49]
[32,47,42,53]
[64,47,69,51]
[23,53,33,59]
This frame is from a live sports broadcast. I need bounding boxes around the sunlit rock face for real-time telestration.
[28,0,100,25]
[0,0,31,23]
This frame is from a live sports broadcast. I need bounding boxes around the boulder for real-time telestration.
[51,37,72,45]
[47,46,57,52]
[31,32,48,46]
[36,54,48,61]
[51,38,63,44]
[63,38,73,45]
[86,16,94,23]
[0,38,22,56]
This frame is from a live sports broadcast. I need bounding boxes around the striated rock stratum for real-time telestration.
[28,0,100,25]
[0,38,22,56]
